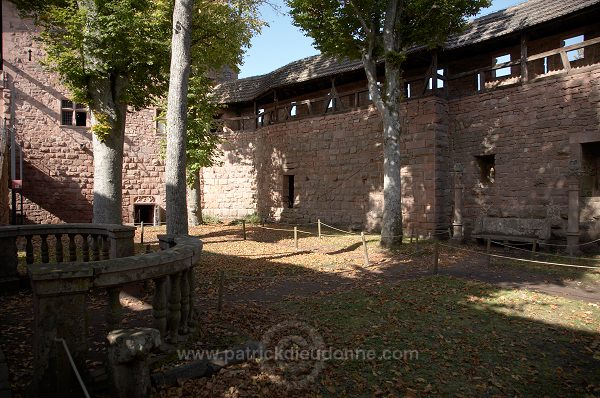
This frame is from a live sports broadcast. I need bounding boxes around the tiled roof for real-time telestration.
[214,0,600,104]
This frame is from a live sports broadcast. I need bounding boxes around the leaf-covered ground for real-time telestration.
[1,224,600,397]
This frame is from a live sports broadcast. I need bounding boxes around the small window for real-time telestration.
[427,69,446,90]
[283,175,295,208]
[61,99,87,127]
[155,108,166,135]
[290,102,297,117]
[476,155,495,186]
[477,74,482,91]
[563,35,585,62]
[257,108,265,124]
[494,54,511,78]
[327,98,334,109]
[405,83,411,98]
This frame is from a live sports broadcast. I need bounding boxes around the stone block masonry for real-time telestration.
[2,1,166,225]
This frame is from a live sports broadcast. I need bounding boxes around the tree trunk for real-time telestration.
[90,83,127,225]
[380,105,403,247]
[165,0,193,235]
[187,170,201,226]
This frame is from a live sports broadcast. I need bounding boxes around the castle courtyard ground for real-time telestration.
[1,224,600,397]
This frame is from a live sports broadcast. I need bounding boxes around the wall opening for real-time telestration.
[493,54,511,78]
[283,175,295,208]
[581,142,600,197]
[476,155,495,186]
[563,35,585,62]
[134,203,155,225]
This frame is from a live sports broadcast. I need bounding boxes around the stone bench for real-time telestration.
[472,217,551,244]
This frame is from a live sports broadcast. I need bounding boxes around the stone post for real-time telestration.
[452,163,464,242]
[108,226,136,258]
[107,328,161,398]
[28,263,93,397]
[567,160,581,255]
[0,234,19,290]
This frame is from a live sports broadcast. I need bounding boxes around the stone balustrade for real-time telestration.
[0,224,136,290]
[0,224,202,396]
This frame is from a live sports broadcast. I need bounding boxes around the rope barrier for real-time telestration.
[491,240,600,262]
[437,242,600,270]
[319,222,359,235]
[251,225,313,235]
[538,237,600,248]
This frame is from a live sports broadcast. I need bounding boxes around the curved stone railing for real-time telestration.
[0,224,202,395]
[0,224,136,287]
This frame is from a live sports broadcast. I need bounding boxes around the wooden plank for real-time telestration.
[527,36,600,62]
[559,49,571,71]
[521,34,529,82]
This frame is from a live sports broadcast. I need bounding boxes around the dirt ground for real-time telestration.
[1,224,599,397]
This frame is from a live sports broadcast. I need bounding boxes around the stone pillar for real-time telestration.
[0,235,19,290]
[567,160,581,255]
[107,328,161,398]
[108,226,136,258]
[452,163,464,242]
[28,263,93,397]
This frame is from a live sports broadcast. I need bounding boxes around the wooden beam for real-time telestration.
[432,52,438,93]
[520,34,529,82]
[559,50,571,72]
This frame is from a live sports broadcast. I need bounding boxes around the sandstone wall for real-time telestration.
[204,97,450,235]
[449,66,600,240]
[201,130,257,219]
[2,2,165,224]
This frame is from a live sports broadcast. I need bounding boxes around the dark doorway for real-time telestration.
[283,175,295,208]
[134,204,155,225]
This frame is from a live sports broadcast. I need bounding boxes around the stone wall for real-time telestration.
[201,130,257,219]
[449,66,600,240]
[204,97,451,235]
[2,2,165,225]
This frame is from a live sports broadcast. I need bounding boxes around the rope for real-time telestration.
[491,240,600,262]
[319,222,359,235]
[251,225,313,235]
[537,237,600,248]
[55,338,91,398]
[437,242,600,270]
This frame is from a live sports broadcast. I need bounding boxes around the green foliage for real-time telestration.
[90,112,113,142]
[229,213,261,225]
[16,0,172,108]
[287,0,491,66]
[201,214,223,225]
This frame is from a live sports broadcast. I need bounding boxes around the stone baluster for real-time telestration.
[152,277,168,338]
[101,236,110,260]
[179,271,190,335]
[25,235,34,264]
[40,235,49,263]
[91,235,100,261]
[107,287,123,331]
[187,267,195,326]
[167,273,181,343]
[82,234,90,262]
[68,234,77,262]
[55,234,64,263]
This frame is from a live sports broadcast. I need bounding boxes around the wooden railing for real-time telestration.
[221,36,600,132]
[0,224,202,396]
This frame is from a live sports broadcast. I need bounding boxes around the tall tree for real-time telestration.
[164,0,262,232]
[15,0,172,224]
[166,0,194,235]
[288,0,489,246]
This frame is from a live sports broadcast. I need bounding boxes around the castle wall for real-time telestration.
[2,1,165,224]
[449,66,600,240]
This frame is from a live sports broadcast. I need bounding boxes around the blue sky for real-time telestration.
[238,0,526,78]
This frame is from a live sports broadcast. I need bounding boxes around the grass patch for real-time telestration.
[277,276,600,397]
